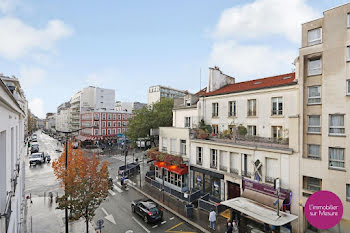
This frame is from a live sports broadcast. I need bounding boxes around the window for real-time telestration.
[197,147,203,165]
[108,114,111,120]
[212,103,219,117]
[170,138,176,153]
[210,149,217,168]
[308,57,322,76]
[117,128,121,134]
[184,117,191,128]
[308,115,321,133]
[112,129,116,134]
[242,154,250,177]
[303,176,321,192]
[162,137,167,152]
[107,121,111,127]
[348,13,350,27]
[113,122,116,127]
[102,129,106,135]
[117,121,121,127]
[347,184,350,201]
[329,114,345,135]
[329,147,345,169]
[123,128,126,133]
[180,140,186,155]
[94,129,99,135]
[122,114,126,120]
[308,86,321,104]
[94,114,99,120]
[272,126,282,139]
[247,125,257,136]
[307,144,321,159]
[228,101,236,117]
[185,100,191,107]
[347,80,350,95]
[271,97,283,115]
[347,46,350,61]
[265,158,278,183]
[102,122,106,127]
[107,129,111,135]
[102,113,106,120]
[247,99,256,116]
[118,114,121,120]
[212,125,218,135]
[307,28,322,46]
[113,114,116,120]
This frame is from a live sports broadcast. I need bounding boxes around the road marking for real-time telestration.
[101,207,108,216]
[161,221,167,224]
[152,225,158,228]
[108,190,116,196]
[101,207,116,225]
[165,222,197,233]
[169,217,174,220]
[132,217,150,233]
[113,184,123,193]
[125,231,133,233]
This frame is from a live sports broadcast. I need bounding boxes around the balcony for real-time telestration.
[265,176,275,184]
[242,170,253,178]
[230,167,239,175]
[220,165,227,172]
[210,162,217,169]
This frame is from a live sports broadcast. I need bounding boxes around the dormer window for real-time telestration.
[185,100,191,107]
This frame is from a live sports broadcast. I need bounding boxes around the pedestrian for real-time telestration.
[209,209,216,230]
[226,222,233,233]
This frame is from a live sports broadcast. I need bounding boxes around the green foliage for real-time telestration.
[237,124,247,136]
[127,99,174,142]
[220,129,232,139]
[198,119,212,134]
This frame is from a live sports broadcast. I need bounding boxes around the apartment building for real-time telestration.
[68,86,115,133]
[56,102,71,132]
[148,85,189,107]
[159,67,300,231]
[115,101,147,113]
[0,78,26,233]
[80,111,133,138]
[44,113,56,133]
[297,4,350,233]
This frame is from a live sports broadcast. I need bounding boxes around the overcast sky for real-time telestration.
[0,0,347,118]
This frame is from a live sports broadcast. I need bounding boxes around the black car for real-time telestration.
[31,144,39,153]
[131,199,163,223]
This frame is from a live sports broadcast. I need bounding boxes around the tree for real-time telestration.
[127,98,174,142]
[52,144,109,233]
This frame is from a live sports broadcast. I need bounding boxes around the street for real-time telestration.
[25,131,199,233]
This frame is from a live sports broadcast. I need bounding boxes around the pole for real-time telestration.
[162,168,165,203]
[139,165,142,188]
[65,133,69,233]
[277,190,280,217]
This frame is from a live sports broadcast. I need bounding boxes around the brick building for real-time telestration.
[79,111,134,139]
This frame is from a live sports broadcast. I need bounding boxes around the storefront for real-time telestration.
[154,161,188,192]
[191,165,225,202]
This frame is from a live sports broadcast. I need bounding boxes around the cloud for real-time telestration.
[19,66,46,91]
[0,17,73,59]
[28,98,45,118]
[213,0,318,43]
[209,40,297,80]
[85,68,122,87]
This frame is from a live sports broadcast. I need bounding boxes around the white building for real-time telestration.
[68,86,115,132]
[44,113,56,133]
[115,101,147,113]
[148,85,189,107]
[159,67,300,232]
[0,78,26,233]
[56,102,71,132]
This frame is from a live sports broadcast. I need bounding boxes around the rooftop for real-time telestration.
[200,73,296,97]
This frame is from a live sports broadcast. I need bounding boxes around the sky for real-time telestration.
[0,0,348,118]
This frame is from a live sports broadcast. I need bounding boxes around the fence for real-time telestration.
[198,194,217,212]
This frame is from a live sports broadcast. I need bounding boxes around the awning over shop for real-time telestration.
[154,161,188,175]
[220,197,298,226]
[75,135,87,141]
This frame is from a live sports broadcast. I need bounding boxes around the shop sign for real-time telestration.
[242,177,291,199]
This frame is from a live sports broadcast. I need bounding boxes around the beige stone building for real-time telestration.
[297,3,350,233]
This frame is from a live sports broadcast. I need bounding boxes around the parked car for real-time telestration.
[31,136,38,142]
[29,152,45,166]
[31,143,39,153]
[131,199,163,223]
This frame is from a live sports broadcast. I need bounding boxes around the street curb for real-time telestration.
[129,184,210,233]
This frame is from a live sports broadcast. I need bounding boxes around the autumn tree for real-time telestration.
[52,143,109,233]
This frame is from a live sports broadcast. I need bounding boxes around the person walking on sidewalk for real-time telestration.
[209,209,216,230]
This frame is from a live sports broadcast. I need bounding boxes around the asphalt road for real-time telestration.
[25,132,199,233]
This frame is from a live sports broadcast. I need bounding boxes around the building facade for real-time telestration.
[56,102,71,132]
[297,4,350,232]
[80,111,134,137]
[0,78,26,233]
[115,101,147,113]
[148,85,189,107]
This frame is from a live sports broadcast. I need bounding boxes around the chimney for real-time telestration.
[207,67,235,92]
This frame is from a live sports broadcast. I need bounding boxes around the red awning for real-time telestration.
[154,162,188,175]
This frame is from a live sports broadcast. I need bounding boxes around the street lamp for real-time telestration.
[56,125,98,233]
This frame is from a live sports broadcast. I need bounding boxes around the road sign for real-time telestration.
[97,219,104,227]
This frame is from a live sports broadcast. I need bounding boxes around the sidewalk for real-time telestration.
[128,169,228,233]
[24,195,96,233]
